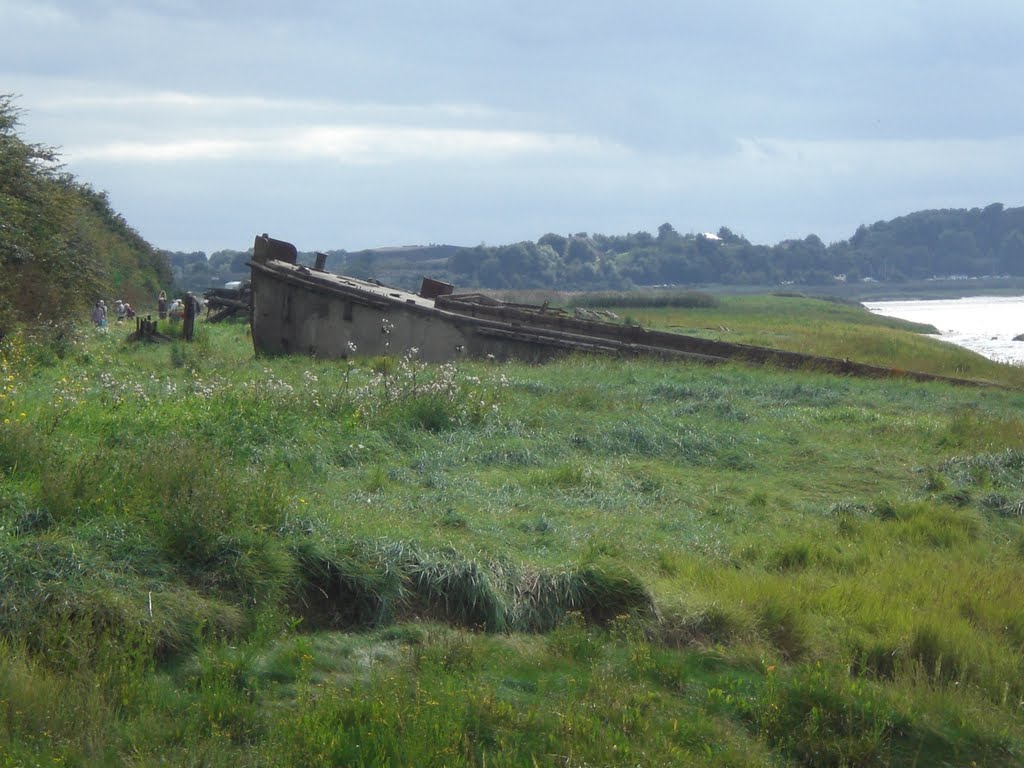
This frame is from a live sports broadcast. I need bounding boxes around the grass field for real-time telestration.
[1,296,1023,766]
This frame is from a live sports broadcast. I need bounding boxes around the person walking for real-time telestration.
[91,300,107,328]
[158,291,168,320]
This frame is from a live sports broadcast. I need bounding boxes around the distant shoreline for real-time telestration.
[694,276,1024,304]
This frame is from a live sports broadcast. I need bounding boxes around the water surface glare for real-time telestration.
[864,296,1024,365]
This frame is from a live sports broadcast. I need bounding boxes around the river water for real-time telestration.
[863,296,1024,365]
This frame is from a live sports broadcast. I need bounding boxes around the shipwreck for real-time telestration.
[249,234,994,387]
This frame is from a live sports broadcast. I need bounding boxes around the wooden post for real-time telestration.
[183,293,196,341]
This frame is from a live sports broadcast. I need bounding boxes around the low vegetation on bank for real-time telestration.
[1,297,1022,766]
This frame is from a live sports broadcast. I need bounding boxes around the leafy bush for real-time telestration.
[0,95,170,341]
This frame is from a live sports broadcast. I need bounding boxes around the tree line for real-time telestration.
[446,206,1024,291]
[166,205,1024,294]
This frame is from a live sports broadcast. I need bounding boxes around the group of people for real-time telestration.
[158,291,203,323]
[115,300,136,322]
[91,291,202,328]
[90,299,136,327]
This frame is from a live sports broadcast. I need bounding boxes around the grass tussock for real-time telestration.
[287,537,656,635]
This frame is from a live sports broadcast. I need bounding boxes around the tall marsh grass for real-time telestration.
[0,313,1022,765]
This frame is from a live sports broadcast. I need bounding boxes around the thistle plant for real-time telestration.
[350,346,505,428]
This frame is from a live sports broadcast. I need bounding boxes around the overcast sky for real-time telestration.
[3,1,1023,254]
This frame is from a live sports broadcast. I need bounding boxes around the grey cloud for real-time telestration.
[4,0,1024,253]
